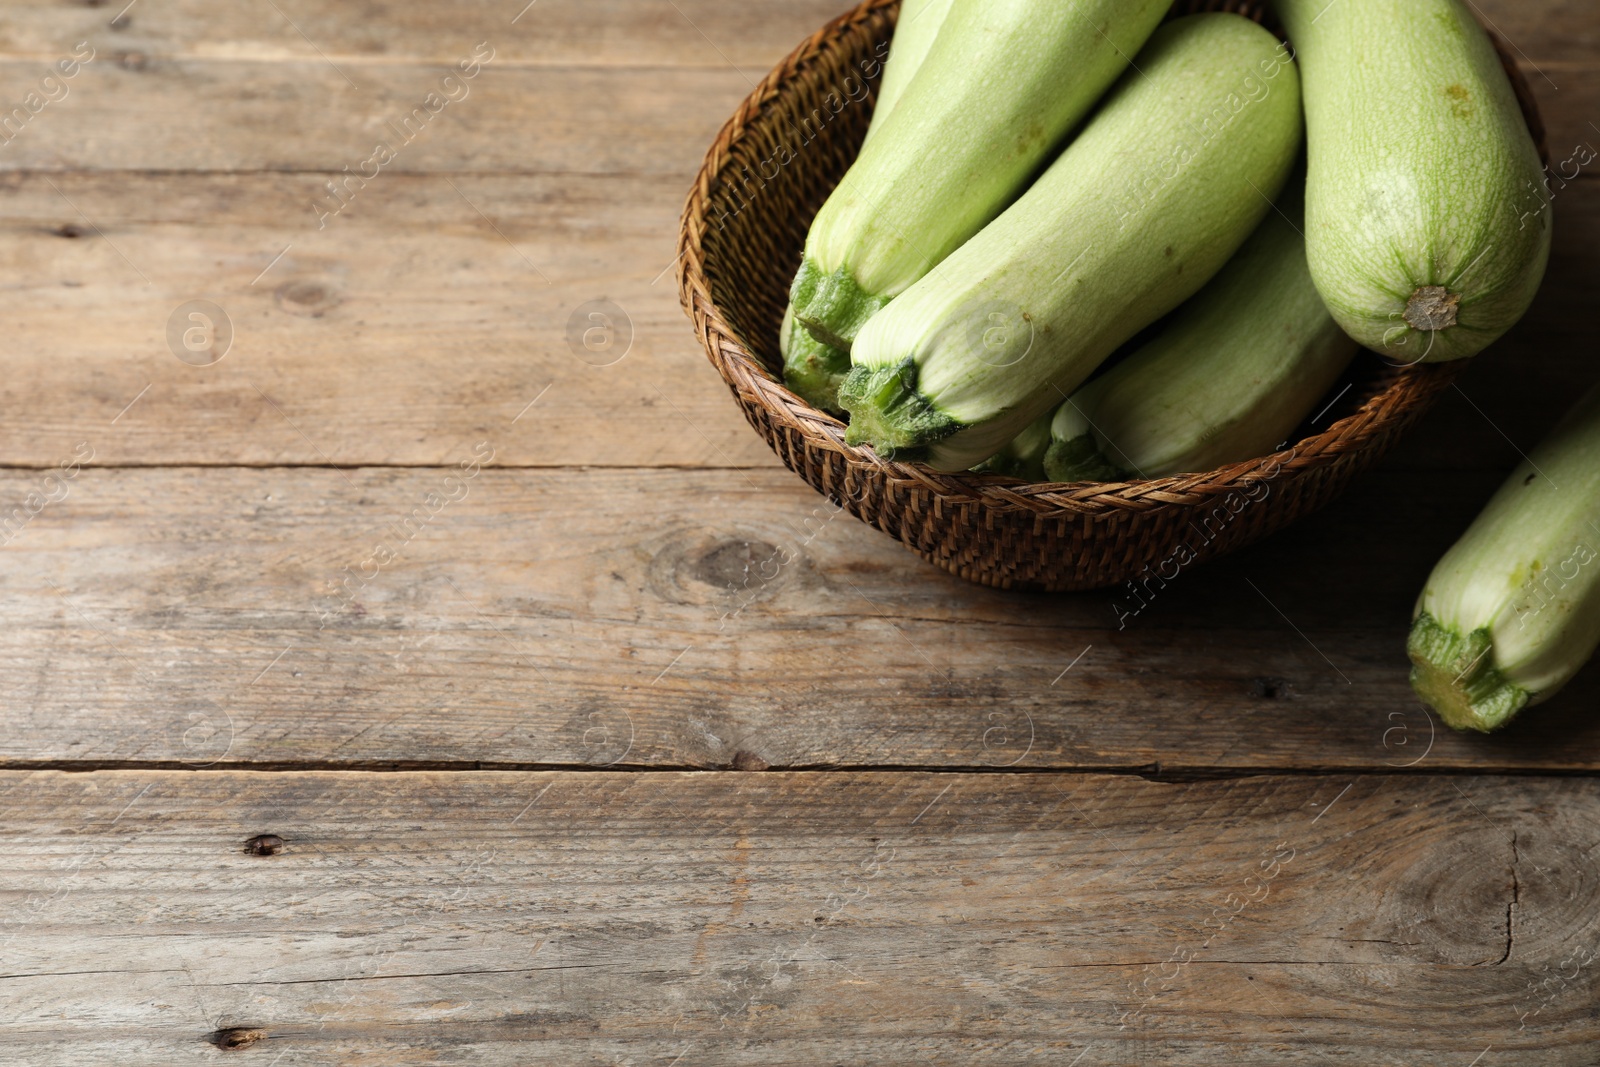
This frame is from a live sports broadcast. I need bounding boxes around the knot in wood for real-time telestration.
[275,279,343,318]
[209,1027,268,1050]
[244,834,286,856]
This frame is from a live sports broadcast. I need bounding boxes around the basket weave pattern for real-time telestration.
[676,0,1546,591]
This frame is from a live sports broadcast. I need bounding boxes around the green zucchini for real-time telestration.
[1275,0,1550,363]
[840,14,1304,472]
[863,0,955,142]
[1409,382,1600,731]
[1042,183,1358,483]
[780,0,953,414]
[790,0,1172,350]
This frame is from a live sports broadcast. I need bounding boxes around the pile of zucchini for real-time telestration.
[788,0,1548,472]
[780,0,1589,732]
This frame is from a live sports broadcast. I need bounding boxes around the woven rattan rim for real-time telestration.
[676,0,1547,519]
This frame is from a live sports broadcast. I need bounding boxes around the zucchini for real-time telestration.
[780,0,953,414]
[1042,182,1358,483]
[790,0,1172,350]
[1409,383,1600,732]
[863,0,955,142]
[1275,0,1550,363]
[840,14,1304,472]
[780,304,851,416]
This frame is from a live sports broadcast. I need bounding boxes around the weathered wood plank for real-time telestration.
[0,171,777,469]
[0,770,1593,1064]
[0,3,848,178]
[0,0,851,68]
[4,464,1599,771]
[0,58,760,175]
[0,0,851,179]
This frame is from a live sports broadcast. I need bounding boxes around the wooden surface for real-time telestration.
[4,770,1599,1065]
[0,0,1596,1062]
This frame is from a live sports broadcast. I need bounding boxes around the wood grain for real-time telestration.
[0,58,762,175]
[1,769,1594,1065]
[0,171,778,469]
[0,0,1596,1061]
[0,0,851,69]
[0,1,848,178]
[5,464,1600,771]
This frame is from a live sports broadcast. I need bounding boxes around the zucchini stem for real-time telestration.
[837,359,959,459]
[790,259,893,351]
[1403,285,1461,331]
[780,305,852,416]
[1043,433,1128,484]
[1406,611,1530,732]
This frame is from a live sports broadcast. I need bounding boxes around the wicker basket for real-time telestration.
[676,0,1547,592]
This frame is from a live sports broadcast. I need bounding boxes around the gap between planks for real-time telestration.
[0,760,1589,780]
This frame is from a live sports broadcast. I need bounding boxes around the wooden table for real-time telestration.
[1,1,1596,1062]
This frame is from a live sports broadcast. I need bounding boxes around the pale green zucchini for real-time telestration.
[863,0,955,142]
[790,0,1171,350]
[1042,184,1358,483]
[1275,0,1550,363]
[780,0,954,414]
[1409,382,1600,731]
[840,14,1304,472]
